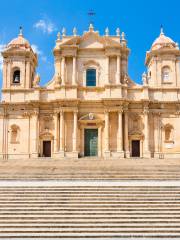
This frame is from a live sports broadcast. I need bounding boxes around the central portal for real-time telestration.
[84,129,98,156]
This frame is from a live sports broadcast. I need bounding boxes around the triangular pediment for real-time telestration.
[79,32,104,49]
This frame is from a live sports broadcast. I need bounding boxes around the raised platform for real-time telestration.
[0,157,180,180]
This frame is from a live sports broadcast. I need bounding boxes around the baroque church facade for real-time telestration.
[0,24,180,160]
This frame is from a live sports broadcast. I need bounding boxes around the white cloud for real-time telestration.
[0,44,6,71]
[33,19,57,34]
[31,44,42,55]
[31,44,47,63]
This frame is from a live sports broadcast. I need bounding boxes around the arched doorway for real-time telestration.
[129,134,144,158]
[39,132,54,157]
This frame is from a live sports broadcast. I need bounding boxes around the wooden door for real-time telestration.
[43,141,51,157]
[132,140,140,157]
[84,129,98,156]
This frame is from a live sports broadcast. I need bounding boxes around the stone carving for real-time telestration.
[142,72,148,85]
[89,113,94,120]
[33,74,40,88]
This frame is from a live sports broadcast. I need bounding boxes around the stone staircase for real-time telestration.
[0,158,180,180]
[0,184,179,238]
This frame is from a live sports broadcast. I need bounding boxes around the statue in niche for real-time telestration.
[142,72,148,85]
[164,124,174,142]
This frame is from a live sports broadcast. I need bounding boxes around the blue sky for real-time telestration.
[0,0,180,86]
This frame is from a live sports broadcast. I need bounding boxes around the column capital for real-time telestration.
[31,111,39,117]
[118,108,123,114]
[54,110,60,115]
[104,109,110,114]
[143,107,149,115]
[59,109,64,114]
[22,111,31,118]
[73,110,78,114]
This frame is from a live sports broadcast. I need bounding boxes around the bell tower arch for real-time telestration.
[1,27,38,94]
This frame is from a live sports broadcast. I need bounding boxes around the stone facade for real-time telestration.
[1,25,180,159]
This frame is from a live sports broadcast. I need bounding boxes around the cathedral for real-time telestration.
[0,24,180,160]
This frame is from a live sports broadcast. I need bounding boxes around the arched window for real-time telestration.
[162,66,170,82]
[164,124,174,143]
[86,69,96,86]
[11,125,20,143]
[13,69,20,84]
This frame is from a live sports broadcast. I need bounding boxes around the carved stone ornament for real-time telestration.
[89,113,94,120]
[142,72,148,85]
[33,74,40,88]
[124,74,128,84]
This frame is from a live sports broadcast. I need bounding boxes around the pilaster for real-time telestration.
[72,110,78,157]
[117,109,124,157]
[61,57,65,85]
[124,107,130,158]
[105,56,109,85]
[116,55,121,84]
[143,106,151,158]
[104,110,110,157]
[59,110,65,156]
[31,110,39,158]
[53,111,59,153]
[72,56,77,85]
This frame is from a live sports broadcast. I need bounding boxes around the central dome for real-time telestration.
[151,28,176,51]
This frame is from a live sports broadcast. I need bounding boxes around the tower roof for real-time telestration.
[7,27,31,49]
[151,27,176,51]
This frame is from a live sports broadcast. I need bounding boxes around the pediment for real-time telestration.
[79,32,104,49]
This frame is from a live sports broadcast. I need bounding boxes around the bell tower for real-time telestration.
[145,27,180,87]
[1,27,37,92]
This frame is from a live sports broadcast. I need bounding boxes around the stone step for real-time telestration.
[0,214,179,218]
[2,196,180,200]
[0,227,180,232]
[0,184,178,238]
[1,219,180,223]
[1,210,180,214]
[0,219,180,225]
[0,232,179,238]
[2,186,179,188]
[0,222,180,227]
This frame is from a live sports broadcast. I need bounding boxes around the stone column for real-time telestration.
[7,61,12,88]
[72,111,78,157]
[143,108,150,158]
[53,111,59,153]
[104,111,110,157]
[31,111,39,158]
[124,110,130,158]
[98,126,102,157]
[59,110,65,156]
[106,56,109,85]
[116,55,121,84]
[154,113,159,157]
[61,57,65,85]
[2,108,8,160]
[72,56,76,85]
[117,109,124,157]
[2,60,7,89]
